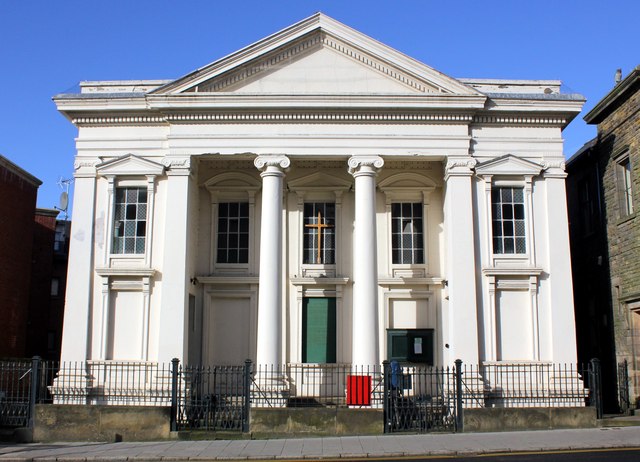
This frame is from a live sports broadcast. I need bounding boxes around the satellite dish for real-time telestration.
[59,191,68,211]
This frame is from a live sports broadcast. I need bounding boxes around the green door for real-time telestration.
[302,298,336,363]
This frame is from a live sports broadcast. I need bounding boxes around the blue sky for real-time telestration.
[0,0,637,216]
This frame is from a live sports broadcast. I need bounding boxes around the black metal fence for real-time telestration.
[0,357,605,434]
[250,363,384,408]
[172,359,250,432]
[383,360,461,433]
[618,359,631,415]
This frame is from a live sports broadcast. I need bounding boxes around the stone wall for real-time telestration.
[596,82,640,401]
[463,407,597,432]
[34,405,171,442]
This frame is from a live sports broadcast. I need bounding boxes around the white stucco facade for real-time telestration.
[55,14,584,373]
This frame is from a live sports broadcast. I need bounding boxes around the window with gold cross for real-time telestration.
[303,203,335,264]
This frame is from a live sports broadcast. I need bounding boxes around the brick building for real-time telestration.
[0,155,70,360]
[26,211,70,360]
[567,65,640,411]
[0,155,42,358]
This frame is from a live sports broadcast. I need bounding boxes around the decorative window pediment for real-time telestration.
[379,172,437,201]
[204,172,261,194]
[96,154,165,177]
[288,171,352,193]
[475,155,543,178]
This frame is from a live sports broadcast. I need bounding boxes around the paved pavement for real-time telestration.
[1,427,640,461]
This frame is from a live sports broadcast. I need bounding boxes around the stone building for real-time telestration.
[568,65,640,409]
[54,14,584,393]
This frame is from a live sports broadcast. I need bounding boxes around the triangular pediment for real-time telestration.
[475,155,543,177]
[152,14,481,97]
[96,154,165,177]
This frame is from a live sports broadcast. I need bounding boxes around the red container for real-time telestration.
[346,374,372,406]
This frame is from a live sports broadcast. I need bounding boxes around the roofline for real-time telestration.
[150,12,482,97]
[0,155,42,187]
[566,137,597,167]
[584,65,640,124]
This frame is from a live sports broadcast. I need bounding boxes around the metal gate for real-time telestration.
[172,360,251,432]
[383,361,461,433]
[0,360,32,427]
[618,360,631,415]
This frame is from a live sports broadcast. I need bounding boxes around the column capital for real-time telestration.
[444,156,477,180]
[348,156,384,176]
[254,155,290,173]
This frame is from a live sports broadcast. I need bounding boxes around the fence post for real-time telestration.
[28,356,41,429]
[170,358,180,432]
[382,360,390,434]
[243,359,252,433]
[590,358,602,419]
[455,359,463,432]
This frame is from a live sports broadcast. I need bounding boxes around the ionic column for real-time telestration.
[348,156,384,368]
[254,155,290,367]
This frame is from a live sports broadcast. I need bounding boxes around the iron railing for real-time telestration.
[463,362,592,409]
[173,360,250,431]
[0,357,603,433]
[251,363,384,408]
[49,361,172,405]
[618,359,631,415]
[383,360,460,433]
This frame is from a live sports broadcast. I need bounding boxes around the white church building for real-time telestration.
[54,14,584,380]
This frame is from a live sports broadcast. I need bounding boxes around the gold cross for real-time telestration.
[305,211,334,263]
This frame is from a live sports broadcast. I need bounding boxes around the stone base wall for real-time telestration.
[250,408,383,437]
[34,405,171,442]
[463,407,597,432]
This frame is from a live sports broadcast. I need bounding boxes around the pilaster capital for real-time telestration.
[348,156,384,176]
[444,156,477,180]
[541,157,568,179]
[73,158,101,178]
[254,155,290,173]
[162,156,193,176]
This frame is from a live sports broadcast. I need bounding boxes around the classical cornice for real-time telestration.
[472,114,569,126]
[67,109,477,127]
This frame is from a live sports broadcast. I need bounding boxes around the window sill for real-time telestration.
[616,211,637,226]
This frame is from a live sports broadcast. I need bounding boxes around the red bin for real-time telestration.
[346,374,372,406]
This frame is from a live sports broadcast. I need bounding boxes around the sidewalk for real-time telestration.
[1,427,640,461]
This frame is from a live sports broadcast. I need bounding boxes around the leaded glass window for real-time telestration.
[217,202,249,264]
[391,203,424,264]
[303,202,335,264]
[492,187,526,254]
[112,187,147,254]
